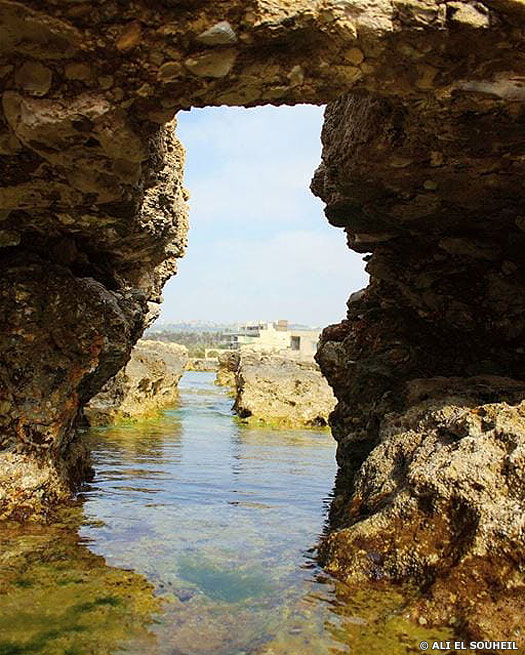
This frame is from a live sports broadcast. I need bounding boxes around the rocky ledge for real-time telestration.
[319,376,525,640]
[231,351,336,428]
[84,340,187,426]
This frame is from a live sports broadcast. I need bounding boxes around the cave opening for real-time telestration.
[154,104,369,331]
[1,0,524,643]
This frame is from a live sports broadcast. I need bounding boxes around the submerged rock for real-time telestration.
[0,517,160,654]
[233,352,336,428]
[84,340,187,425]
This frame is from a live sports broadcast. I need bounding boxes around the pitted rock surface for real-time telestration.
[232,351,336,428]
[84,340,188,426]
[320,379,525,638]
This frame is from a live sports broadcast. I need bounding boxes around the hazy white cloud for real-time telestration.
[162,229,368,325]
[186,164,318,225]
[157,105,368,326]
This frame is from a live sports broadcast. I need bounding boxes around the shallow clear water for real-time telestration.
[80,371,339,654]
[0,372,451,655]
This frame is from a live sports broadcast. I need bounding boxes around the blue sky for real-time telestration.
[158,105,368,327]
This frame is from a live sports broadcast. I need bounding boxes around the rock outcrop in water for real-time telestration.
[216,351,240,390]
[84,340,187,426]
[232,351,336,428]
[0,0,524,638]
[319,378,525,637]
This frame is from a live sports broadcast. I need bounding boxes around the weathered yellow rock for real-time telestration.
[345,47,364,65]
[415,63,438,89]
[158,61,183,82]
[287,64,304,87]
[98,74,114,89]
[14,61,52,96]
[84,340,188,425]
[185,49,238,78]
[448,1,490,28]
[116,21,142,51]
[233,351,336,429]
[430,151,444,166]
[423,178,438,190]
[64,62,92,81]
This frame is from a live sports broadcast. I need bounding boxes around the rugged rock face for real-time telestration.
[0,0,524,638]
[313,91,525,636]
[319,378,525,638]
[84,340,188,426]
[0,110,187,518]
[233,352,336,428]
[216,351,240,389]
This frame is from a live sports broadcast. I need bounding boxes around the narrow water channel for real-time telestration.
[81,370,339,654]
[0,372,449,655]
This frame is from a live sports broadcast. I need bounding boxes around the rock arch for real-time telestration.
[0,0,524,635]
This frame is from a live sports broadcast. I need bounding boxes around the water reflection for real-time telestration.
[78,372,342,653]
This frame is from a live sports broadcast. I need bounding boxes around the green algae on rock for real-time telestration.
[0,515,161,655]
[84,340,188,426]
[251,580,454,655]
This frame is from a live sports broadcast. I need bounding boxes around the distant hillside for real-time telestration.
[146,322,236,334]
[144,329,225,358]
[147,321,321,334]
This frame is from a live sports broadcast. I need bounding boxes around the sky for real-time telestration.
[157,104,368,327]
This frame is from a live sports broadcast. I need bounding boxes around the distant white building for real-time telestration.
[222,320,321,360]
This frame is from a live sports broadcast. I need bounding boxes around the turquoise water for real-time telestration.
[0,371,450,655]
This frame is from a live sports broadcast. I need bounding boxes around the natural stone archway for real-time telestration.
[1,0,524,638]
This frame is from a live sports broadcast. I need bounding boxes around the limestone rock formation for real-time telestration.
[215,351,240,389]
[313,89,525,638]
[84,340,188,426]
[233,352,336,428]
[0,111,188,518]
[0,0,524,639]
[319,377,525,638]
